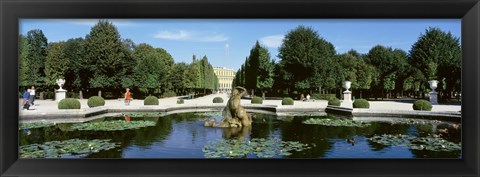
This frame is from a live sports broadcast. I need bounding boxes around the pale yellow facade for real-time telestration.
[213,67,236,93]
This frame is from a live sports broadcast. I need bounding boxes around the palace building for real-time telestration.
[213,67,235,93]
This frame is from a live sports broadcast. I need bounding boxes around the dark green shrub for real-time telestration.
[311,94,336,100]
[44,91,54,99]
[328,98,341,106]
[58,98,81,109]
[144,96,159,105]
[87,96,105,108]
[103,92,116,99]
[162,90,177,98]
[177,98,184,104]
[67,92,80,99]
[282,97,294,105]
[353,99,369,108]
[213,97,224,103]
[251,96,263,104]
[413,100,432,111]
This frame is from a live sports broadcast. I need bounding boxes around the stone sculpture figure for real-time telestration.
[205,86,252,128]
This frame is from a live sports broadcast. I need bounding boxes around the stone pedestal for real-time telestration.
[429,92,438,105]
[56,89,67,102]
[341,91,353,108]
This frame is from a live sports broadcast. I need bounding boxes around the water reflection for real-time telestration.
[19,112,461,158]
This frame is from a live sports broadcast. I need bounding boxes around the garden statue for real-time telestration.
[55,79,67,102]
[205,86,253,128]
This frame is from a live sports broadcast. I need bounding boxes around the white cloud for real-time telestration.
[154,30,228,42]
[260,35,284,48]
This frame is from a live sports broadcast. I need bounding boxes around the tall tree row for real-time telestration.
[20,20,219,99]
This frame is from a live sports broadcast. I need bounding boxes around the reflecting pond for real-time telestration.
[19,112,462,158]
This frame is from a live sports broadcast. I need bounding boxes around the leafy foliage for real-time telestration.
[303,118,370,127]
[71,120,156,131]
[213,97,224,103]
[281,97,294,105]
[87,96,105,108]
[19,121,55,129]
[177,98,184,104]
[19,139,118,158]
[369,134,461,152]
[327,98,341,106]
[58,98,81,109]
[144,96,159,105]
[413,100,432,111]
[311,94,336,100]
[251,96,263,104]
[353,99,369,108]
[202,138,311,158]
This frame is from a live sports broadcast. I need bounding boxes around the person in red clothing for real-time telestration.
[124,88,131,106]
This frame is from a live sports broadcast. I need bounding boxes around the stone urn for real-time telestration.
[56,79,66,91]
[55,79,67,102]
[344,81,352,92]
[428,80,438,93]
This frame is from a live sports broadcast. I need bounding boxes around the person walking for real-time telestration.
[29,86,36,105]
[124,88,131,106]
[22,89,31,110]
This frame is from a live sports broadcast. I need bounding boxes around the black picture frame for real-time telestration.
[1,0,479,176]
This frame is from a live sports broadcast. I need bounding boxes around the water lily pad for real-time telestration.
[19,139,118,158]
[388,118,444,125]
[19,121,55,129]
[303,118,370,127]
[71,120,156,131]
[202,138,311,158]
[368,134,461,152]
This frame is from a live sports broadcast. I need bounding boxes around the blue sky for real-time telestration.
[20,19,460,71]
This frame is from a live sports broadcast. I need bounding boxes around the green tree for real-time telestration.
[19,35,31,88]
[26,29,48,88]
[44,42,69,86]
[132,43,169,95]
[63,38,87,93]
[409,27,461,98]
[244,41,274,98]
[366,45,408,99]
[278,26,336,94]
[84,20,130,96]
[170,62,189,95]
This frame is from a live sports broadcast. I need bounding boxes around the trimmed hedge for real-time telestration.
[162,90,177,98]
[413,100,432,111]
[177,98,184,104]
[213,97,224,103]
[87,96,105,108]
[353,99,369,108]
[311,94,336,100]
[144,96,159,105]
[282,97,294,105]
[328,98,341,106]
[58,98,81,109]
[251,96,263,104]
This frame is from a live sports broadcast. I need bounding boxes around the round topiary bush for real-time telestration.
[213,97,224,103]
[58,98,81,109]
[177,98,184,104]
[328,98,341,106]
[353,99,369,108]
[281,97,294,105]
[251,96,263,104]
[87,96,105,108]
[144,96,159,105]
[413,100,432,111]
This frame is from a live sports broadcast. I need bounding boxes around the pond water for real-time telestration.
[19,112,462,158]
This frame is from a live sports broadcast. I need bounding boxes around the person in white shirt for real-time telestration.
[29,86,36,105]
